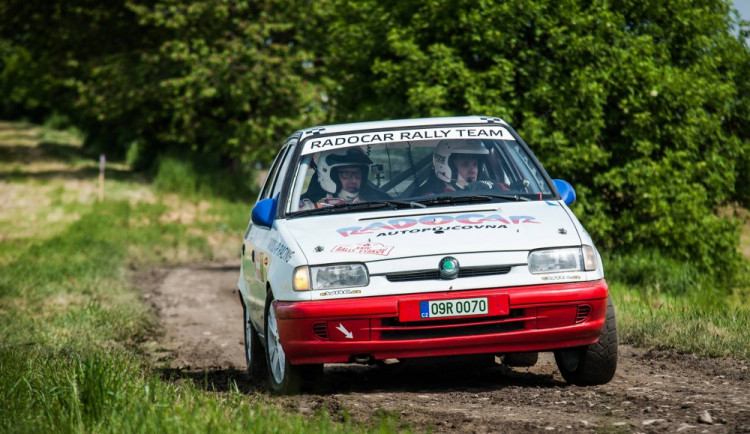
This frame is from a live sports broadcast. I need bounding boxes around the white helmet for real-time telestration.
[316,147,372,194]
[433,140,489,183]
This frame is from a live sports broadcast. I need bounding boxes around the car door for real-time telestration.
[241,137,297,333]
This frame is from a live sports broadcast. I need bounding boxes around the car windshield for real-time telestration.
[287,125,554,214]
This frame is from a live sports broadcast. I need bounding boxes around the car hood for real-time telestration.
[283,201,581,265]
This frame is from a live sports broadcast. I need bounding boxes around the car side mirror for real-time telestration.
[251,197,278,228]
[553,179,576,205]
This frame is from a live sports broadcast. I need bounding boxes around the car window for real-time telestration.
[270,137,298,200]
[258,140,296,202]
[258,146,287,201]
[287,126,556,214]
[494,140,553,195]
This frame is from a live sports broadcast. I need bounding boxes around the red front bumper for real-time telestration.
[275,280,609,365]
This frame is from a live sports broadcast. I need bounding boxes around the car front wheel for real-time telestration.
[264,292,321,394]
[554,295,618,386]
[240,291,265,380]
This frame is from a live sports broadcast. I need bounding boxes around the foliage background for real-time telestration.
[1,0,748,285]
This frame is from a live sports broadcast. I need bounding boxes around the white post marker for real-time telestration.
[98,154,106,202]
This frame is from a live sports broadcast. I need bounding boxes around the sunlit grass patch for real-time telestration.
[0,292,151,352]
[0,120,42,147]
[0,197,214,359]
[0,121,86,169]
[0,199,217,298]
[612,282,750,360]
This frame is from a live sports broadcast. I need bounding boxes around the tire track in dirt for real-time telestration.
[139,262,750,433]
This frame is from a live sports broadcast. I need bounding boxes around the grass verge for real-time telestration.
[611,283,750,360]
[1,347,364,433]
[603,249,750,360]
[0,121,371,433]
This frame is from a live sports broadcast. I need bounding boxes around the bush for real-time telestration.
[152,153,257,201]
[2,0,747,282]
[320,0,750,282]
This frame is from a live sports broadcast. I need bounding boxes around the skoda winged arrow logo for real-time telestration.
[438,256,459,279]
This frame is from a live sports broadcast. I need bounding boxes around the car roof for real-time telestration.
[297,115,509,137]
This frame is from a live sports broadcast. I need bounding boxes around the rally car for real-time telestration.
[238,116,618,393]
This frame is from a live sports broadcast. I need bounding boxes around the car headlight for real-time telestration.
[310,264,369,290]
[582,245,597,271]
[528,247,597,274]
[293,266,311,291]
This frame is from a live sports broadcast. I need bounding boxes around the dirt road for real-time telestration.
[139,262,749,433]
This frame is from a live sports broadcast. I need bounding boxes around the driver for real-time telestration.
[417,140,507,195]
[300,147,389,209]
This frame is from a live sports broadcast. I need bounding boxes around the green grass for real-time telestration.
[603,249,750,360]
[1,348,365,433]
[611,283,750,359]
[152,153,258,201]
[0,194,371,432]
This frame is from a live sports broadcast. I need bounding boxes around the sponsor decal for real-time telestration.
[319,289,362,297]
[255,252,268,283]
[337,213,539,237]
[374,225,508,237]
[335,323,353,339]
[541,275,582,281]
[302,126,511,154]
[268,239,294,262]
[331,242,394,256]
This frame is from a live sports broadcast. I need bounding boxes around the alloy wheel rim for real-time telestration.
[267,305,286,384]
[244,306,252,366]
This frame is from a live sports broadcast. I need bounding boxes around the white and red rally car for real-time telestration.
[238,116,617,393]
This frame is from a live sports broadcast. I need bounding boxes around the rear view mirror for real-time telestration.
[553,179,576,205]
[251,197,277,228]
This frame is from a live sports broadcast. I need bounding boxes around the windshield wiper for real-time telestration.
[418,194,529,207]
[418,195,491,206]
[476,194,530,202]
[352,200,427,209]
[292,199,425,217]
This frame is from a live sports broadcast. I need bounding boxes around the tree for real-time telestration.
[0,0,326,165]
[1,0,747,281]
[318,0,749,280]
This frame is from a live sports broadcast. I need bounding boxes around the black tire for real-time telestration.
[503,352,539,367]
[264,292,322,394]
[239,291,266,380]
[554,296,618,386]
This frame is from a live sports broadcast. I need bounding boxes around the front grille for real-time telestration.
[575,305,592,323]
[385,265,512,282]
[312,322,329,340]
[459,265,512,278]
[386,271,439,282]
[379,309,526,340]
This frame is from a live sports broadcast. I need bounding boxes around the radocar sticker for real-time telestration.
[301,126,511,154]
[337,213,539,237]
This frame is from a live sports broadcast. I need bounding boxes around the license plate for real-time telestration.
[419,297,489,319]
